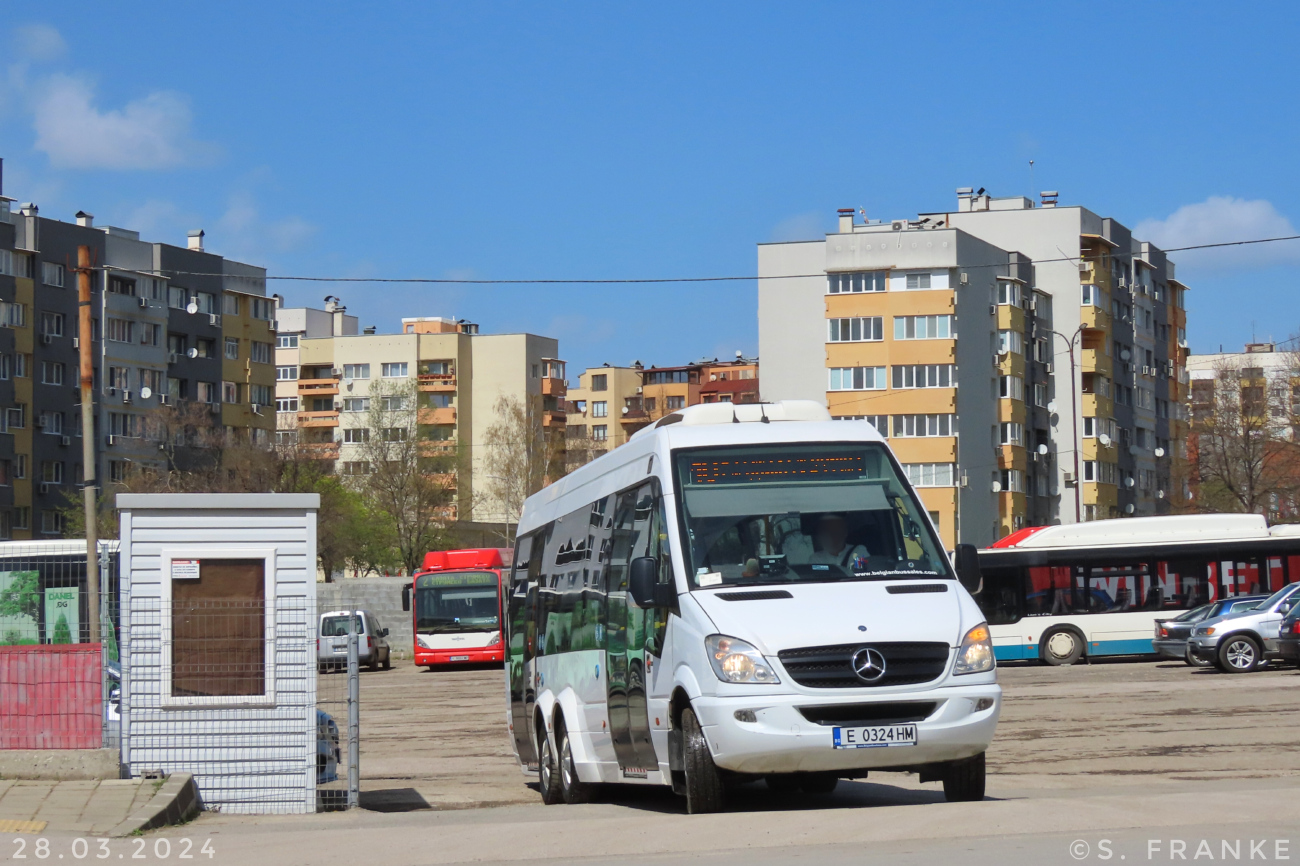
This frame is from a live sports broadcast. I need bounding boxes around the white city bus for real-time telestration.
[505,401,1000,813]
[975,516,1300,665]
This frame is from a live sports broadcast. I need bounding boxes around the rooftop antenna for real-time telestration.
[1029,159,1035,201]
[759,403,770,424]
[732,409,740,424]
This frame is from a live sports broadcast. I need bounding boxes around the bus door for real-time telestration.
[508,530,546,768]
[604,481,665,774]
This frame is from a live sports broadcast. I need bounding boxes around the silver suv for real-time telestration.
[1187,583,1300,673]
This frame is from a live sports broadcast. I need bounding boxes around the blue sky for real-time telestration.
[3,2,1299,377]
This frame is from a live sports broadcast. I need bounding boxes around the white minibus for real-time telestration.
[505,401,1000,812]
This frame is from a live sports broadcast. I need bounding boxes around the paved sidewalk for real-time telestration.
[0,778,159,835]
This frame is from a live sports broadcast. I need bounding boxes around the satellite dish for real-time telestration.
[187,348,199,359]
[139,387,152,400]
[1037,444,1049,456]
[1125,504,1136,514]
[1120,349,1131,361]
[1099,434,1112,447]
[1154,447,1165,457]
[1129,445,1139,456]
[1047,401,1058,414]
[186,301,198,315]
[991,481,1002,493]
[1126,477,1135,488]
[621,406,629,415]
[1157,490,1166,499]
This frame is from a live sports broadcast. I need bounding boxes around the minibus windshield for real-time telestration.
[414,573,500,633]
[674,443,952,590]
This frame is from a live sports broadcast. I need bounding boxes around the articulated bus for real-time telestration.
[975,516,1300,665]
[402,548,511,668]
[506,401,1000,814]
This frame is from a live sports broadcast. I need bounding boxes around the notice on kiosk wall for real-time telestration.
[172,559,201,580]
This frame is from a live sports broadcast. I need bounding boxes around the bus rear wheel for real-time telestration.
[941,752,986,802]
[558,723,594,804]
[538,725,563,805]
[1040,629,1084,666]
[681,708,725,814]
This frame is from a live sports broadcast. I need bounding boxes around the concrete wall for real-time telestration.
[757,239,827,403]
[316,577,412,657]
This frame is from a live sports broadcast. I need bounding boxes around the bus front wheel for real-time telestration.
[1040,629,1084,666]
[681,708,725,814]
[941,752,986,802]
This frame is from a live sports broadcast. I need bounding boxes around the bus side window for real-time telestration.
[975,567,1023,625]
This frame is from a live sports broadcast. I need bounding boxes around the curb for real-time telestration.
[109,774,200,837]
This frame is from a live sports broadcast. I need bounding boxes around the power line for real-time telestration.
[123,233,1300,286]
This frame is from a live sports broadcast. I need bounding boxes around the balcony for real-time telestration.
[1082,348,1112,377]
[299,378,339,397]
[298,442,340,461]
[541,376,567,398]
[542,409,566,428]
[417,407,457,425]
[620,408,651,427]
[298,410,339,428]
[1080,304,1110,332]
[418,373,456,392]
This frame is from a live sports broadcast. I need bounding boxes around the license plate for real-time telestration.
[832,724,918,749]
[449,655,470,662]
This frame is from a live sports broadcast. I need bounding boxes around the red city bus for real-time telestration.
[401,548,511,668]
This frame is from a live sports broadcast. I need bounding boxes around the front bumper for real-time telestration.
[1152,639,1189,660]
[691,680,1001,775]
[415,646,503,665]
[1276,637,1300,663]
[1187,635,1221,661]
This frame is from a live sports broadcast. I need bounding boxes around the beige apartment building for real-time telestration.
[760,191,1190,548]
[276,312,564,523]
[566,364,646,459]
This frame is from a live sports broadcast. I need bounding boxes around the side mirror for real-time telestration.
[629,557,658,608]
[401,585,411,612]
[954,543,982,593]
[381,628,390,637]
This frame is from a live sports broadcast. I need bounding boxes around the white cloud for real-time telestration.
[1136,196,1300,271]
[31,74,218,170]
[215,190,317,262]
[14,24,67,62]
[769,211,827,243]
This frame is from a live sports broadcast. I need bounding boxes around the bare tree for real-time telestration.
[348,379,456,575]
[482,394,566,544]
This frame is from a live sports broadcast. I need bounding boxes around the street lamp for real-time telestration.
[1047,324,1088,523]
[485,473,516,548]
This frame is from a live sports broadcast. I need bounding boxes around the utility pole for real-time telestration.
[77,246,99,644]
[1050,325,1087,524]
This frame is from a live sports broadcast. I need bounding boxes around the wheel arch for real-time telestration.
[1038,624,1087,663]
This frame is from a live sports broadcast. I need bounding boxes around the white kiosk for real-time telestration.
[118,493,320,814]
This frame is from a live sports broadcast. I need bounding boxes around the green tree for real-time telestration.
[51,613,72,645]
[0,571,41,628]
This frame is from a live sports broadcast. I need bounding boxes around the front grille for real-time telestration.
[798,701,939,727]
[716,590,793,601]
[777,642,950,688]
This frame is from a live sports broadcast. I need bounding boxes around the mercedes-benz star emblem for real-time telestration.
[851,647,887,683]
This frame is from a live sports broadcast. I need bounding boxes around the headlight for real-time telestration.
[705,635,780,684]
[953,623,995,675]
[487,633,502,646]
[416,635,431,649]
[1200,627,1215,636]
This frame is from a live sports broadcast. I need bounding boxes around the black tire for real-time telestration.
[1040,629,1084,666]
[557,723,594,804]
[368,653,379,672]
[1217,635,1261,673]
[681,708,725,814]
[942,752,986,802]
[382,650,392,671]
[1184,646,1212,668]
[538,723,563,805]
[800,772,839,794]
[765,774,801,794]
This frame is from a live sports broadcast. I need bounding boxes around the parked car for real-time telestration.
[1187,583,1300,672]
[1154,597,1267,667]
[316,709,340,783]
[318,609,392,672]
[1275,606,1300,666]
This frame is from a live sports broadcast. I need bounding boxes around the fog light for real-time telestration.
[733,709,757,723]
[973,698,995,712]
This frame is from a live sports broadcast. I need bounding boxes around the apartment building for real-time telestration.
[759,191,1190,547]
[566,364,645,454]
[273,300,358,447]
[277,313,564,522]
[0,191,273,539]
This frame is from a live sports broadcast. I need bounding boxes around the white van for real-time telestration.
[505,401,1000,813]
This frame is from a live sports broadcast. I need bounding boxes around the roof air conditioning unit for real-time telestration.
[60,435,70,446]
[35,416,46,428]
[1044,361,1054,373]
[209,313,221,326]
[138,297,148,308]
[42,334,52,345]
[105,435,116,446]
[890,220,907,231]
[989,304,996,317]
[960,272,969,285]
[333,402,343,411]
[39,483,49,495]
[72,337,79,349]
[331,368,342,378]
[159,394,171,405]
[122,390,132,404]
[252,405,262,415]
[168,353,179,364]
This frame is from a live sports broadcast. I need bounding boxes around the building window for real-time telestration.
[1,302,26,328]
[0,250,11,276]
[39,412,64,435]
[999,375,1024,400]
[343,428,369,444]
[379,395,411,411]
[108,276,137,296]
[343,364,370,380]
[1081,284,1102,307]
[108,460,128,484]
[12,355,24,378]
[195,292,217,314]
[531,364,539,378]
[223,294,241,316]
[891,364,954,389]
[42,262,65,288]
[1034,382,1049,407]
[276,365,298,381]
[834,414,889,434]
[829,366,887,391]
[892,414,955,438]
[13,507,30,530]
[41,461,65,484]
[250,384,272,406]
[40,510,65,535]
[592,425,608,441]
[224,337,240,360]
[250,342,272,364]
[827,316,884,343]
[106,318,134,343]
[996,282,1022,306]
[342,397,370,412]
[222,381,239,403]
[380,427,408,442]
[903,272,932,290]
[40,361,64,386]
[1082,460,1118,484]
[999,469,1025,493]
[894,315,953,340]
[591,374,608,391]
[108,413,142,438]
[996,330,1023,355]
[251,298,274,320]
[427,393,452,408]
[342,462,370,476]
[41,311,65,337]
[665,396,685,410]
[592,401,608,418]
[140,323,162,347]
[194,382,215,403]
[827,271,887,294]
[276,334,300,349]
[4,405,26,430]
[903,463,955,487]
[275,397,298,413]
[999,422,1023,446]
[381,362,408,378]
